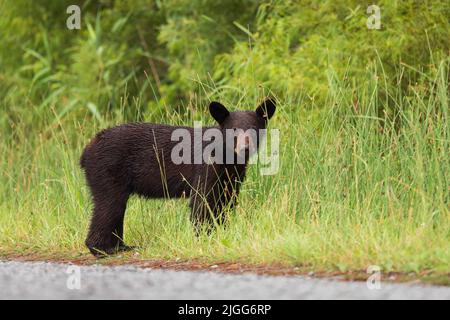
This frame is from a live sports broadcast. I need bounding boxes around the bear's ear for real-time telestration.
[256,98,276,121]
[209,101,230,124]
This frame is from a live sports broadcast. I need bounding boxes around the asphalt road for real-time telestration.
[0,261,448,299]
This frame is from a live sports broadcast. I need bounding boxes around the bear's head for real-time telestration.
[209,98,276,160]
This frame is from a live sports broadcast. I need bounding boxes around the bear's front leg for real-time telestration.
[189,191,225,235]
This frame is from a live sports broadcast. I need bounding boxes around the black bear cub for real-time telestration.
[80,98,276,256]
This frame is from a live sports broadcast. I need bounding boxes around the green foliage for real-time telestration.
[1,0,449,125]
[158,0,259,103]
[0,59,448,274]
[216,1,450,105]
[0,1,449,274]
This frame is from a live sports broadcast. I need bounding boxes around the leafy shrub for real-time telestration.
[0,0,449,128]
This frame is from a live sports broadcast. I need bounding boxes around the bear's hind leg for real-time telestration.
[116,213,136,253]
[85,191,130,257]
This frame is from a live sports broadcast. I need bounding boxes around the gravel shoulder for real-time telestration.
[0,261,449,300]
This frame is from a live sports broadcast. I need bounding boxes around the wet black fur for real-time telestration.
[80,99,276,256]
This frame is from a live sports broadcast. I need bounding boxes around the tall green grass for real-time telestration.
[0,59,449,275]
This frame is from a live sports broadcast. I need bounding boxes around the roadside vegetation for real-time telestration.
[0,1,448,279]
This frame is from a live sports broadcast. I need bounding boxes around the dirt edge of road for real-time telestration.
[1,251,448,286]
